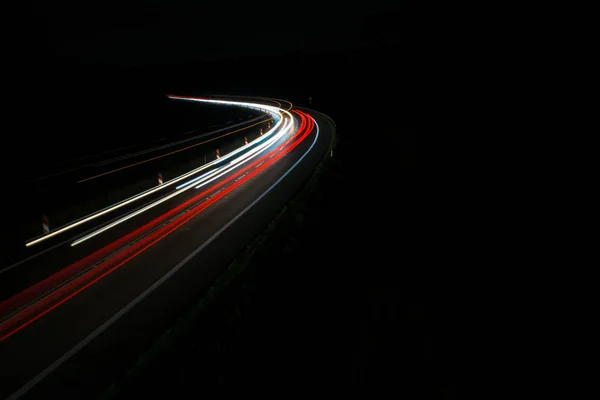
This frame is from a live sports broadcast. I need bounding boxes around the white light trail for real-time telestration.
[175,114,293,190]
[69,98,295,247]
[25,97,289,248]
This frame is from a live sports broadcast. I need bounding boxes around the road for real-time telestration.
[0,96,335,399]
[0,101,274,269]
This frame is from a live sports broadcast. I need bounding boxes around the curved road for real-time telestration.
[0,96,335,399]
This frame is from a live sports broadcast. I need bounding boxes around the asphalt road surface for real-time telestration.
[0,96,335,399]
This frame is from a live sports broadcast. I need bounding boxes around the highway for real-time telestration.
[0,95,335,399]
[0,102,275,270]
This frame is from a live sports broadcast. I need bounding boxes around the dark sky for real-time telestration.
[20,0,402,67]
[4,0,408,156]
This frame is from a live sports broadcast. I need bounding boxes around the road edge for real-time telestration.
[99,110,337,399]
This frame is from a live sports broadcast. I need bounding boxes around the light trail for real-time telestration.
[24,97,288,248]
[0,109,316,342]
[70,113,294,246]
[174,114,292,190]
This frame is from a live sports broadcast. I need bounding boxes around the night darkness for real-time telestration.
[1,1,448,399]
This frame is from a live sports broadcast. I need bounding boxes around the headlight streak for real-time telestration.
[3,114,306,320]
[0,109,317,343]
[24,98,290,248]
[69,100,295,247]
[176,113,294,190]
[192,119,295,189]
[25,160,217,247]
[69,163,230,247]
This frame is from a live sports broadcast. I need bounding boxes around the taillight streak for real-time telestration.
[0,109,314,342]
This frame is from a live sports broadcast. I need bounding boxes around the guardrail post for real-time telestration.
[42,214,49,234]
